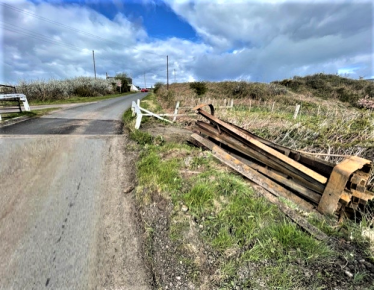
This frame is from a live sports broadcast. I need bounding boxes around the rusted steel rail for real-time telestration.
[192,104,374,218]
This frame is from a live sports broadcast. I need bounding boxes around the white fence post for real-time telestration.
[293,104,301,119]
[173,101,180,122]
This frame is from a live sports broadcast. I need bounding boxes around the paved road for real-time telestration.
[0,93,145,135]
[0,92,152,289]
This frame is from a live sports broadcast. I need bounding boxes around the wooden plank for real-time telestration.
[195,122,326,193]
[229,122,334,177]
[233,153,321,204]
[191,133,315,212]
[196,109,328,184]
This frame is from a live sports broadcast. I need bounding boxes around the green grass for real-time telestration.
[134,140,336,288]
[132,88,373,288]
[0,108,59,122]
[29,91,134,105]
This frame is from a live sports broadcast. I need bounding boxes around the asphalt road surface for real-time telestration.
[0,92,152,289]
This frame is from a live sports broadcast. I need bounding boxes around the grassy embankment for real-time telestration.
[124,76,374,289]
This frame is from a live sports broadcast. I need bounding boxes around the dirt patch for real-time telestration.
[142,122,192,144]
[94,136,153,290]
[136,189,219,289]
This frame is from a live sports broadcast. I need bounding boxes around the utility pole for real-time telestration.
[92,50,96,79]
[167,55,169,90]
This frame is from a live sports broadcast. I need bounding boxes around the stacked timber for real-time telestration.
[191,104,374,219]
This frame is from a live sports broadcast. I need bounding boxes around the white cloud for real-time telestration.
[166,0,373,81]
[1,0,373,87]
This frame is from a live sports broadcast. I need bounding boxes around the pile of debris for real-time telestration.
[191,104,374,221]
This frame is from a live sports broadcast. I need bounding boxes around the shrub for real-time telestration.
[114,73,130,92]
[273,74,374,107]
[154,82,164,94]
[16,77,114,101]
[190,82,208,96]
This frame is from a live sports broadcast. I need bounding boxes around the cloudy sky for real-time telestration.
[1,0,373,87]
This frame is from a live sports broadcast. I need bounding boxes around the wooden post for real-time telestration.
[317,105,320,116]
[293,104,301,119]
[173,101,180,122]
[230,99,233,108]
[271,102,275,112]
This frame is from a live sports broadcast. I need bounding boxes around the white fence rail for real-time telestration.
[131,98,234,129]
[0,94,31,121]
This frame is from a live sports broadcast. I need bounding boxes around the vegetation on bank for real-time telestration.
[1,74,134,103]
[273,74,374,109]
[156,74,374,110]
[123,88,374,289]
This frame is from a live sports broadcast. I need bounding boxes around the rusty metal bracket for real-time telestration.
[317,156,372,215]
[192,103,215,116]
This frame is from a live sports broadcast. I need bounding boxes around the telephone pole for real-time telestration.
[92,50,96,79]
[167,55,169,90]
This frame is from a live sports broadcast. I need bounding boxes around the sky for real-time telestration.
[0,0,373,87]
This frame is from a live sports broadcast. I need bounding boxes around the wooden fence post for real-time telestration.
[173,101,180,122]
[293,104,301,119]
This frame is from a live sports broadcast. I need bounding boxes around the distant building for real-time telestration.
[128,84,139,92]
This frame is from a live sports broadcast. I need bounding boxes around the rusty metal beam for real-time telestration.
[195,107,328,184]
[191,133,315,212]
[195,121,326,193]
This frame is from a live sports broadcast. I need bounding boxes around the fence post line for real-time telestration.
[173,101,180,122]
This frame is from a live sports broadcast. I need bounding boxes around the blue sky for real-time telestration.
[1,0,373,86]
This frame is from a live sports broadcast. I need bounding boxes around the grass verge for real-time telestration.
[29,92,134,105]
[0,108,59,122]
[123,92,374,289]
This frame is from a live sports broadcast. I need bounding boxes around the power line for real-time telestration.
[0,21,84,51]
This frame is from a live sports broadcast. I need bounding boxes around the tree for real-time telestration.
[154,82,164,94]
[115,73,131,92]
[190,81,207,96]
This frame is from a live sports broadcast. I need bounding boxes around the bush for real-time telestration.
[273,74,374,107]
[16,77,114,101]
[154,82,164,94]
[190,82,208,96]
[114,73,130,93]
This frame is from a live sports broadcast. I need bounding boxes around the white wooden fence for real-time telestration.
[131,99,234,129]
[0,94,31,121]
